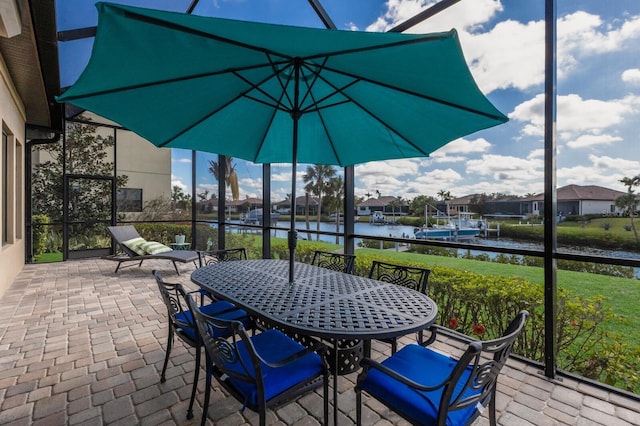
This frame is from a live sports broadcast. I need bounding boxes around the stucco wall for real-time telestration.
[0,53,26,298]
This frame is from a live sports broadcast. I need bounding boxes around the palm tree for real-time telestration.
[208,156,240,201]
[616,175,640,242]
[388,196,404,223]
[437,189,453,201]
[325,176,344,244]
[303,164,337,240]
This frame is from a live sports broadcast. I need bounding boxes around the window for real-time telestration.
[2,131,7,245]
[117,188,143,212]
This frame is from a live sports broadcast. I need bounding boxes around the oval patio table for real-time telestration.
[191,259,438,423]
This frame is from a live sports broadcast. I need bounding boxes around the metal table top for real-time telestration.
[191,259,437,341]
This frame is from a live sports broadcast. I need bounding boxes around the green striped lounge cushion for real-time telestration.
[140,241,173,255]
[122,237,147,256]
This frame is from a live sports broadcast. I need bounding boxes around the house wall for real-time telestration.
[580,200,620,216]
[116,127,172,210]
[0,52,26,298]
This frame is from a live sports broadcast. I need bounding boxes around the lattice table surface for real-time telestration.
[191,259,437,340]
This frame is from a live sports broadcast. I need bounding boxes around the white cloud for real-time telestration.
[559,12,640,55]
[527,149,544,159]
[466,154,543,182]
[355,159,420,178]
[433,137,492,154]
[195,183,218,197]
[622,68,640,85]
[428,138,491,164]
[172,157,191,164]
[567,134,623,149]
[509,93,634,140]
[171,175,188,192]
[366,0,502,33]
[556,155,640,191]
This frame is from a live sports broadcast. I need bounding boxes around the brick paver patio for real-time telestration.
[1,258,639,425]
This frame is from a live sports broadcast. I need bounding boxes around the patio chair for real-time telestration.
[152,271,250,420]
[106,225,200,275]
[368,260,432,353]
[311,250,356,274]
[186,293,329,426]
[355,310,529,426]
[198,248,248,303]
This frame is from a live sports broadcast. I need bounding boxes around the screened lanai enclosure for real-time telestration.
[28,0,640,401]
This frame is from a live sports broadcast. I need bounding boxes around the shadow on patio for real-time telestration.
[1,258,639,425]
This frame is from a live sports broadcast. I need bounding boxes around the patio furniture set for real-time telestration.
[141,235,528,426]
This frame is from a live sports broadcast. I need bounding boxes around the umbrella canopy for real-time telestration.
[58,2,508,282]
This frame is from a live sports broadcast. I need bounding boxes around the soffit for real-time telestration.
[0,0,61,132]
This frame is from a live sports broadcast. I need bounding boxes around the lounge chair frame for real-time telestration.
[105,225,201,274]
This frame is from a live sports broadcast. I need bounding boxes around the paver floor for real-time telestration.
[1,258,639,425]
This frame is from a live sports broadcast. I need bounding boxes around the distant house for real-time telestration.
[274,195,320,215]
[524,184,626,217]
[438,194,481,216]
[356,196,409,216]
[226,197,263,213]
[482,197,529,218]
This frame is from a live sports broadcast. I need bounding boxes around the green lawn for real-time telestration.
[356,248,640,347]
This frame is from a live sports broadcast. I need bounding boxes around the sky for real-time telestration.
[57,0,640,203]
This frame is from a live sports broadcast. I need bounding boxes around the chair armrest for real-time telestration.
[360,357,446,392]
[420,325,439,347]
[256,340,327,369]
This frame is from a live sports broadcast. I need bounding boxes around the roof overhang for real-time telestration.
[0,0,62,133]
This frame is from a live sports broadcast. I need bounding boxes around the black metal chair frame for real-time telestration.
[187,293,330,426]
[355,310,529,426]
[153,270,238,420]
[311,250,356,274]
[200,247,248,265]
[368,260,432,353]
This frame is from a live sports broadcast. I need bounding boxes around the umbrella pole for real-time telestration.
[288,59,302,284]
[289,119,299,284]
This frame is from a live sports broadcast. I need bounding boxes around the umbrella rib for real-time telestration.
[120,6,451,70]
[155,71,288,148]
[301,32,450,63]
[120,8,296,59]
[59,60,289,102]
[303,87,343,165]
[309,71,432,157]
[317,63,506,122]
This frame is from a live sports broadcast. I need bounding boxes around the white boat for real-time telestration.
[414,214,481,241]
[243,209,280,226]
[369,211,387,225]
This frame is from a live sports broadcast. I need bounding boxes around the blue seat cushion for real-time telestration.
[359,344,481,426]
[175,301,249,341]
[223,329,324,407]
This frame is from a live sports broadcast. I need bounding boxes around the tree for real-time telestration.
[197,190,209,202]
[303,164,337,241]
[437,189,453,201]
[325,176,344,244]
[409,195,437,217]
[616,175,640,242]
[387,196,404,222]
[208,156,240,201]
[32,119,128,225]
[171,185,191,211]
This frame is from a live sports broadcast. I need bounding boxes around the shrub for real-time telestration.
[32,214,49,256]
[348,256,640,393]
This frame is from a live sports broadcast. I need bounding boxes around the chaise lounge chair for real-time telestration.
[105,226,201,275]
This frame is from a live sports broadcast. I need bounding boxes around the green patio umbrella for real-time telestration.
[57,2,508,283]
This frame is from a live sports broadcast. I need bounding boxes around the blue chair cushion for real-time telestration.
[223,329,324,407]
[175,301,249,341]
[359,344,481,426]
